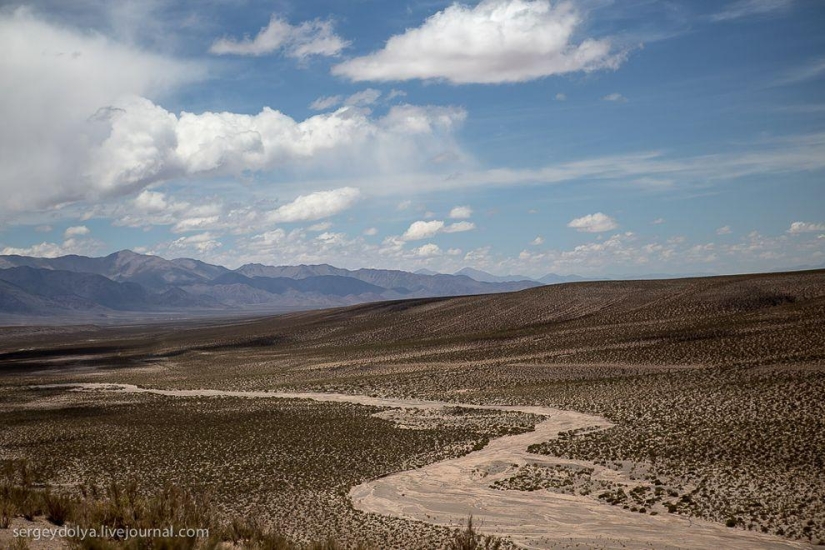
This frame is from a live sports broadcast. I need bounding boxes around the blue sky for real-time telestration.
[0,0,823,276]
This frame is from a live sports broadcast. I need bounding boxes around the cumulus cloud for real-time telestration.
[169,232,222,253]
[1,242,65,258]
[567,212,618,233]
[711,0,794,22]
[0,11,471,218]
[267,188,360,223]
[63,225,90,239]
[443,221,476,233]
[2,228,101,258]
[0,9,202,214]
[402,220,445,241]
[209,15,349,59]
[104,190,223,233]
[68,98,467,207]
[449,206,473,219]
[716,225,732,235]
[531,236,544,245]
[398,218,474,242]
[332,0,624,84]
[363,227,379,236]
[787,221,825,234]
[414,243,442,257]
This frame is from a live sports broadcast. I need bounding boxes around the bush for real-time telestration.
[448,516,502,550]
[45,491,74,526]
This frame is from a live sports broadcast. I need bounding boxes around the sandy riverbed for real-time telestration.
[37,383,810,550]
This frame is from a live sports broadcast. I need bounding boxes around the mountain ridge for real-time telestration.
[0,250,542,320]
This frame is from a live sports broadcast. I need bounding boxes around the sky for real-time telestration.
[0,0,823,277]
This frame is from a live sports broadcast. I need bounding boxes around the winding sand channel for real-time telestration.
[39,383,809,549]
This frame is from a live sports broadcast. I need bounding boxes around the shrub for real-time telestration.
[448,516,502,550]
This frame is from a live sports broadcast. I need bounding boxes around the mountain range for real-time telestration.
[0,250,546,320]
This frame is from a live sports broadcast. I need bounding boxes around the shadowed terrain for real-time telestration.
[1,270,823,548]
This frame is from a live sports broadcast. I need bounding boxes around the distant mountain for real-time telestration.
[0,251,542,320]
[0,250,227,290]
[414,268,440,276]
[235,263,539,297]
[234,263,347,280]
[0,266,149,313]
[454,267,537,284]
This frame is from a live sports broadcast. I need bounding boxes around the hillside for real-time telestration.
[4,269,822,372]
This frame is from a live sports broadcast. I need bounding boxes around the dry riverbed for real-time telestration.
[33,383,811,550]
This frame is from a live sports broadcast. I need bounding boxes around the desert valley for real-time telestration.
[1,268,823,549]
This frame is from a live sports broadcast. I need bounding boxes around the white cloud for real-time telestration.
[716,225,732,235]
[169,232,222,254]
[209,15,349,60]
[310,89,383,111]
[329,133,825,195]
[345,88,382,106]
[402,220,445,241]
[413,243,442,257]
[555,93,567,101]
[531,236,544,245]
[449,205,473,219]
[1,242,65,258]
[308,222,332,232]
[602,93,627,103]
[387,89,407,100]
[396,218,474,244]
[567,212,618,233]
[80,98,467,204]
[363,227,378,236]
[0,9,202,214]
[105,190,223,233]
[397,200,412,210]
[787,221,825,234]
[651,218,665,225]
[64,225,90,239]
[381,104,467,134]
[316,232,348,245]
[332,0,624,84]
[172,216,221,233]
[267,188,360,223]
[711,0,794,22]
[1,229,101,258]
[309,95,343,111]
[443,221,476,233]
[134,190,170,213]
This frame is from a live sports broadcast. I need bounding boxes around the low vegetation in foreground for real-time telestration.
[1,460,503,550]
[0,388,531,549]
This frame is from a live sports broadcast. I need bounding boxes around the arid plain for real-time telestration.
[1,270,824,549]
